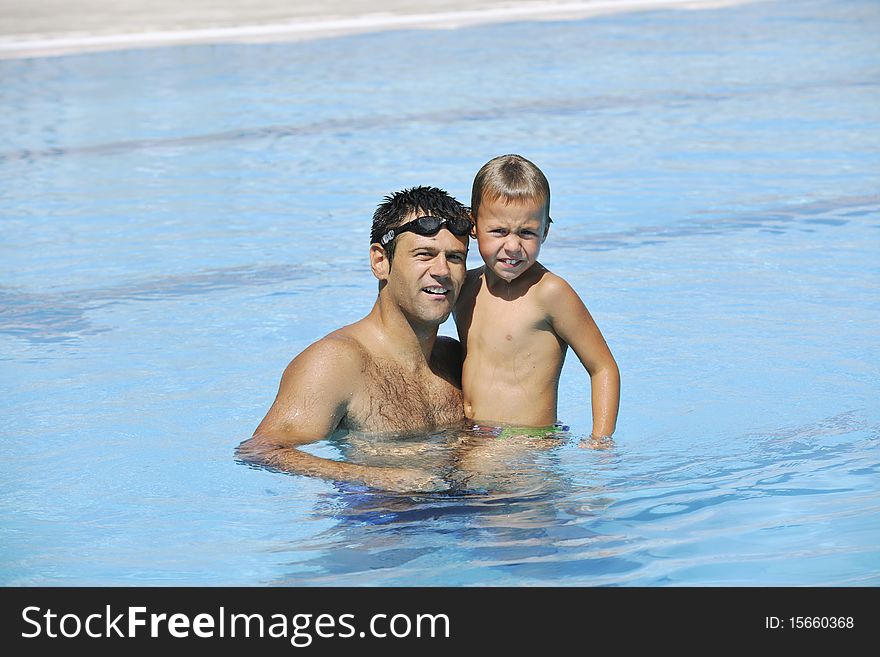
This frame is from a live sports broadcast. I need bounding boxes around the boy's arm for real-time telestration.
[237,338,447,492]
[543,276,620,438]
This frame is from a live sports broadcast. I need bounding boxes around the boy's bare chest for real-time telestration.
[468,291,553,353]
[344,358,464,433]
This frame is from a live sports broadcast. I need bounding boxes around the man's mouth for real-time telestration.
[422,286,450,298]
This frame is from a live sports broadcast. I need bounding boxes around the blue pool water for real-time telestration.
[1,0,879,585]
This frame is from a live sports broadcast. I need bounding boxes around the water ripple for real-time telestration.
[552,195,880,251]
[2,77,877,164]
[0,263,308,343]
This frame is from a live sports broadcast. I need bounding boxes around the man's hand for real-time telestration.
[360,466,451,493]
[237,436,450,494]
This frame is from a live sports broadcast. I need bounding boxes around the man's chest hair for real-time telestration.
[343,357,463,433]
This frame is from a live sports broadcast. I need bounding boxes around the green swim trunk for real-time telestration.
[495,423,569,440]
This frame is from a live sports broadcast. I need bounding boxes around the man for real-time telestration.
[237,187,472,492]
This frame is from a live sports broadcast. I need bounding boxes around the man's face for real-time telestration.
[383,224,468,326]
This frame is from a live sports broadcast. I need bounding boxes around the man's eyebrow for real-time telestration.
[408,246,468,255]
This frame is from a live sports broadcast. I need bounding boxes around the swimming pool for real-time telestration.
[1,0,878,585]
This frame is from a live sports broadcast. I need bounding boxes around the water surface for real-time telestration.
[1,0,878,585]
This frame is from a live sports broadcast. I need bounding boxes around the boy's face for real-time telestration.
[475,195,548,283]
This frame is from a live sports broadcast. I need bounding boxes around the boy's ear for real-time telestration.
[469,210,477,238]
[370,243,390,280]
[542,216,552,242]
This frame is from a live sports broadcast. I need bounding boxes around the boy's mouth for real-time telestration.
[422,286,450,298]
[499,259,523,267]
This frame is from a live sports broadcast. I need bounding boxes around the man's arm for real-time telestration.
[543,276,620,440]
[237,337,448,492]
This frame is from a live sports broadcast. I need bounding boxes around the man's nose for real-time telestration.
[430,254,451,278]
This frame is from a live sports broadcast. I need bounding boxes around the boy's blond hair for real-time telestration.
[471,154,551,223]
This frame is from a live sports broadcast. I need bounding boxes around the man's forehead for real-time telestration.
[399,229,468,251]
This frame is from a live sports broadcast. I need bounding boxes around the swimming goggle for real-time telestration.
[379,215,474,246]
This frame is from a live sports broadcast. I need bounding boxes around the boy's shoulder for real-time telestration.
[461,264,582,309]
[531,266,582,307]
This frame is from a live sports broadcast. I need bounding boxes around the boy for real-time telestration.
[454,154,620,444]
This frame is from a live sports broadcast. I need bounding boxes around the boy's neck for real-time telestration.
[482,262,545,297]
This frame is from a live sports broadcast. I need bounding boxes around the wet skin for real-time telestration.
[455,196,620,436]
[239,223,471,493]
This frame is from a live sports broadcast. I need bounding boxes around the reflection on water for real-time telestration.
[337,422,575,495]
[259,410,879,585]
[266,424,628,585]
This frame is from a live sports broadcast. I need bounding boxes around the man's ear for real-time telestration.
[370,243,390,280]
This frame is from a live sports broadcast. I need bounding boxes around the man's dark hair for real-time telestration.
[370,186,471,263]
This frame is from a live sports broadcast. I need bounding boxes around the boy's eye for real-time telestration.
[490,229,506,235]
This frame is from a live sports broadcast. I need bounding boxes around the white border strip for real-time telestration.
[0,0,757,59]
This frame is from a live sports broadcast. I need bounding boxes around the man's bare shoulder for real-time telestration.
[282,328,367,383]
[255,328,370,442]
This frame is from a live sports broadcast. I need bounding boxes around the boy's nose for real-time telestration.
[503,236,522,253]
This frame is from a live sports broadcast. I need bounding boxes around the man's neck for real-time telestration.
[365,297,438,365]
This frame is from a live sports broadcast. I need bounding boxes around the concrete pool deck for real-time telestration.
[0,0,757,59]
